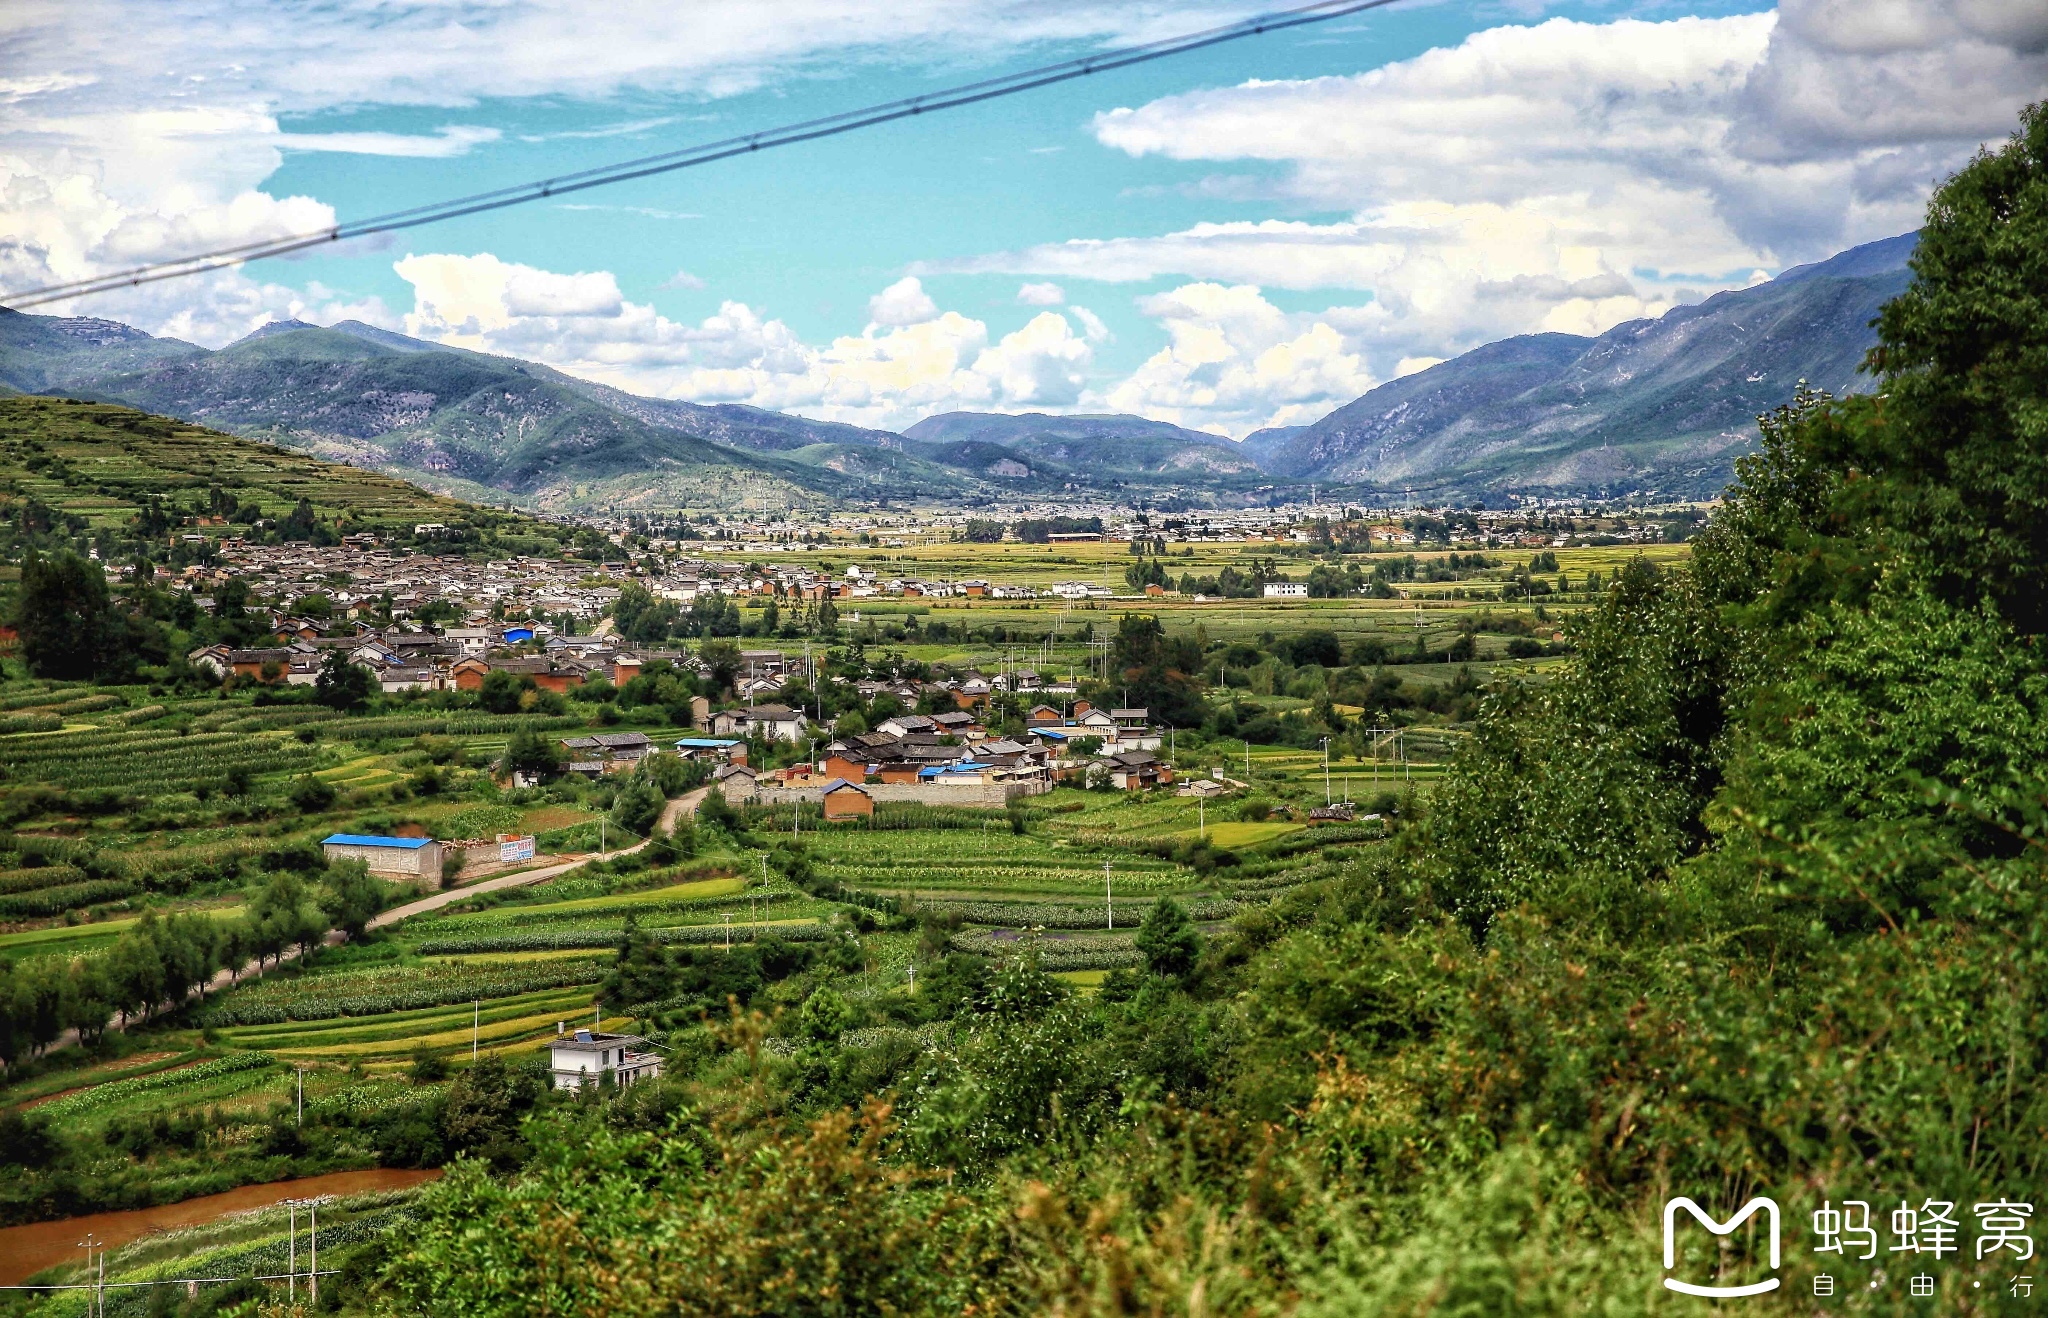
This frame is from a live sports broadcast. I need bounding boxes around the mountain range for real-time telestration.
[0,231,1916,508]
[1256,232,1918,495]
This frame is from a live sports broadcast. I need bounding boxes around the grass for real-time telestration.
[1190,820,1305,848]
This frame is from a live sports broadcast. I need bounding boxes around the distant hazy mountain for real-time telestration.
[902,411,1259,479]
[1261,232,1918,497]
[0,313,930,512]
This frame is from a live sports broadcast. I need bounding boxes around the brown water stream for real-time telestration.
[0,1168,440,1286]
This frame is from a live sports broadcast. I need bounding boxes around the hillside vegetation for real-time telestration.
[0,396,562,549]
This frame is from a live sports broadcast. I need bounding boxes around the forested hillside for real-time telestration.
[356,106,2048,1313]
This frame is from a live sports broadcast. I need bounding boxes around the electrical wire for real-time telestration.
[1,0,1406,310]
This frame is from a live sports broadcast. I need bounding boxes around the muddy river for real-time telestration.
[0,1168,440,1286]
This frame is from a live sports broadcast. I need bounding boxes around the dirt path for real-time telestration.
[358,785,705,931]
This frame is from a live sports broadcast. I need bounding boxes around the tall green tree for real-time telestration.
[314,650,376,711]
[1134,896,1201,979]
[1861,101,2048,632]
[11,550,112,680]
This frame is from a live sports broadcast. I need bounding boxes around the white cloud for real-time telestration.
[866,276,940,328]
[1016,281,1065,305]
[1101,283,1376,436]
[386,255,1099,431]
[277,125,501,157]
[0,0,1269,338]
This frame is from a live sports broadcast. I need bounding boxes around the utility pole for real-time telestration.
[1199,794,1205,841]
[1320,737,1331,805]
[472,1000,479,1060]
[723,913,732,951]
[296,1066,304,1126]
[288,1200,298,1303]
[77,1234,103,1318]
[1104,860,1114,931]
[310,1197,321,1304]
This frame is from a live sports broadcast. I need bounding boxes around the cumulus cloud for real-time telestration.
[866,276,940,327]
[1016,281,1065,305]
[1101,283,1376,436]
[386,255,1098,431]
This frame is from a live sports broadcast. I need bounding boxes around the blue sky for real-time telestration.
[6,0,2043,434]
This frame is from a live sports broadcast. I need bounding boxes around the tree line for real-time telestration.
[0,866,388,1068]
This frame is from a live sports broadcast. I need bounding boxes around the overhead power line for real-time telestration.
[2,0,1405,310]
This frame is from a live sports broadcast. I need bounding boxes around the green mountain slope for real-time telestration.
[1266,233,1919,497]
[0,395,530,537]
[0,315,948,513]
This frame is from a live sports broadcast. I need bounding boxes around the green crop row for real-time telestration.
[498,889,798,929]
[0,864,88,895]
[307,713,587,742]
[0,686,71,712]
[950,931,1143,972]
[0,879,138,918]
[36,1052,275,1118]
[909,897,1242,929]
[0,728,322,791]
[415,922,830,955]
[192,705,330,732]
[198,959,607,1025]
[0,713,61,735]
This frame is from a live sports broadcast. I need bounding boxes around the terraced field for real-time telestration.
[810,829,1182,899]
[213,986,614,1066]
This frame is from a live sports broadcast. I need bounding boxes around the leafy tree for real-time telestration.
[314,650,376,711]
[1285,629,1342,667]
[1134,896,1201,979]
[438,1055,546,1170]
[477,669,526,714]
[212,576,250,619]
[799,986,855,1042]
[504,726,563,781]
[321,862,390,939]
[12,550,114,680]
[288,773,337,813]
[1106,613,1207,727]
[609,775,664,837]
[1860,101,2048,632]
[698,639,743,698]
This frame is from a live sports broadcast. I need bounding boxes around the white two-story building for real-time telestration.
[548,1028,663,1090]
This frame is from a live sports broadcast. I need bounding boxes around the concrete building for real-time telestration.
[548,1028,663,1090]
[320,833,444,886]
